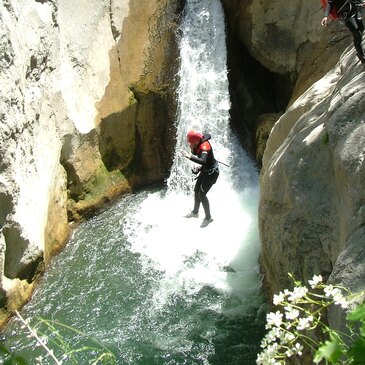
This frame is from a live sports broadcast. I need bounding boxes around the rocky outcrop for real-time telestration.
[259,48,365,307]
[223,0,365,332]
[223,0,349,75]
[0,0,181,327]
[222,0,351,161]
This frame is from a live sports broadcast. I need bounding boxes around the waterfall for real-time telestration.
[126,0,260,278]
[167,0,232,193]
[1,1,264,363]
[121,0,262,334]
[167,0,256,194]
[117,3,264,361]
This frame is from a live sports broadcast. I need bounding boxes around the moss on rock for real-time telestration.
[67,164,131,222]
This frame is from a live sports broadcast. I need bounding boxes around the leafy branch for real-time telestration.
[257,274,365,365]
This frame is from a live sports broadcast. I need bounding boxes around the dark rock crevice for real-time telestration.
[225,31,295,164]
[98,87,176,191]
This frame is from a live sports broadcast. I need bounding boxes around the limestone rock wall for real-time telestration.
[223,0,365,331]
[259,48,365,307]
[0,0,180,326]
[223,0,348,76]
[222,0,351,160]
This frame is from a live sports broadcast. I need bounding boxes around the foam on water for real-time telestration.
[123,0,262,312]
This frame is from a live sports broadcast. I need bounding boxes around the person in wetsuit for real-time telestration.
[321,0,365,65]
[182,129,219,228]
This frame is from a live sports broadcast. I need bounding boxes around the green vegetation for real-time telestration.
[257,274,365,364]
[322,131,329,144]
[1,311,116,364]
[67,162,130,222]
[128,89,138,106]
[79,164,127,203]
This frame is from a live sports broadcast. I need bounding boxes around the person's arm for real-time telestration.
[181,150,206,165]
[321,0,333,26]
[181,141,210,165]
[189,151,208,166]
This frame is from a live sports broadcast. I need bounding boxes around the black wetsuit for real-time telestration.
[325,0,365,59]
[189,134,219,220]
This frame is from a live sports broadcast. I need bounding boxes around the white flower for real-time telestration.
[284,306,300,320]
[261,331,276,347]
[285,347,294,357]
[266,311,283,329]
[273,292,285,306]
[333,293,349,309]
[261,327,284,350]
[308,274,323,288]
[297,315,313,330]
[260,336,270,348]
[256,348,277,365]
[324,285,348,308]
[279,331,295,345]
[285,341,304,357]
[324,284,340,298]
[339,299,349,309]
[288,286,308,303]
[266,342,280,357]
[270,326,283,340]
[256,352,265,365]
[284,289,291,296]
[293,342,303,356]
[333,290,349,309]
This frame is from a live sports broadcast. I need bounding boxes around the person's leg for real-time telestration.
[198,187,211,220]
[345,15,365,60]
[192,177,202,214]
[356,10,364,33]
[198,174,216,220]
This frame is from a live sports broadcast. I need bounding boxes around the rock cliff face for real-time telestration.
[0,0,181,326]
[222,0,365,329]
[260,57,365,298]
[222,0,351,153]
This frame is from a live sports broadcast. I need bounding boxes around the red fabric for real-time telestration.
[196,141,211,155]
[321,0,339,20]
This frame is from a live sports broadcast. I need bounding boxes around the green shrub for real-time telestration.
[1,311,116,364]
[257,274,365,364]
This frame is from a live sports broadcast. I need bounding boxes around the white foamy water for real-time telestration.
[124,0,261,312]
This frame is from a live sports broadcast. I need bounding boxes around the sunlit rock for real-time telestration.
[0,0,180,326]
[259,47,365,307]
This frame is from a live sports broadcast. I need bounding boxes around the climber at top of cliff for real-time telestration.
[321,0,365,66]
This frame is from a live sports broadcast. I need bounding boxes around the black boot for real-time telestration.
[356,53,365,66]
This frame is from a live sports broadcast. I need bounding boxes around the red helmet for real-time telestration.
[187,130,203,144]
